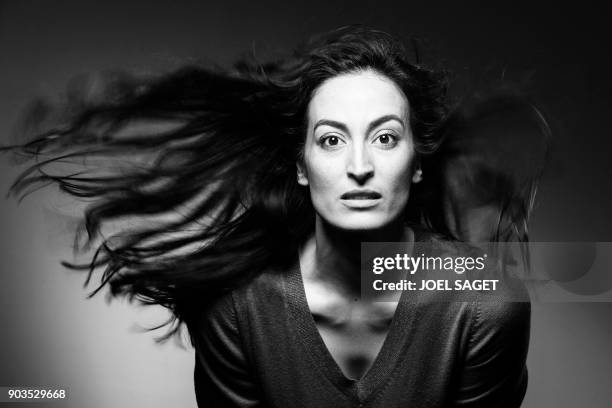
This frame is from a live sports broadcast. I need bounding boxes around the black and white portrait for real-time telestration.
[0,1,611,407]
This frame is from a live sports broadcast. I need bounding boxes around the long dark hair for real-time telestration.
[0,26,447,342]
[0,26,546,340]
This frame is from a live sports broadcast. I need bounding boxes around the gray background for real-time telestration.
[1,1,611,407]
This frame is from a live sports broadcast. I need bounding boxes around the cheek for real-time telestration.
[305,154,343,193]
[380,152,415,192]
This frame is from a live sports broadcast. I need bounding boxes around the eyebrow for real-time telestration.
[313,114,406,134]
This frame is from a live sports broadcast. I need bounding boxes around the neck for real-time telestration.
[301,216,413,296]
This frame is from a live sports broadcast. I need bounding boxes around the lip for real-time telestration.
[340,189,382,209]
[340,189,382,200]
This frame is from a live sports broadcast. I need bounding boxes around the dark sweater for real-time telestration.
[190,246,530,407]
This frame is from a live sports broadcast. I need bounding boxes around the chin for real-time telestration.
[327,213,397,232]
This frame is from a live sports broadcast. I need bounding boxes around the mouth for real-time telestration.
[340,190,382,200]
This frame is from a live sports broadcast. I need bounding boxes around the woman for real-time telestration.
[2,26,544,407]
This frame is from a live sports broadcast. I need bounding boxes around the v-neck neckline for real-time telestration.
[283,256,421,403]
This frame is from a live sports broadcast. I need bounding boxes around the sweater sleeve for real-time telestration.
[191,293,263,408]
[452,300,531,408]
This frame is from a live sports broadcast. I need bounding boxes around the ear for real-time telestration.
[296,161,309,186]
[412,164,423,184]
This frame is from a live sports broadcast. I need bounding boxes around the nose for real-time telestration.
[346,144,374,184]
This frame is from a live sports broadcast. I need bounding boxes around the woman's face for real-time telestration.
[298,69,422,231]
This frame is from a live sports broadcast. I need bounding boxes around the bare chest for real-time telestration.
[303,279,399,380]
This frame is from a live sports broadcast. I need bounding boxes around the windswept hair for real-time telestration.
[1,26,548,340]
[1,26,449,340]
[418,89,551,279]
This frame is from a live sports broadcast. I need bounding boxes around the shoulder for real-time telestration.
[187,290,238,348]
[192,264,291,333]
[452,299,530,407]
[203,263,290,313]
[462,299,531,383]
[413,228,532,337]
[231,265,289,308]
[469,300,530,344]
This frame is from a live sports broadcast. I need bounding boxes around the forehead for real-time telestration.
[307,70,409,126]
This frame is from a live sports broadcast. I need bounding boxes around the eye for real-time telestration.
[319,135,346,149]
[373,132,398,148]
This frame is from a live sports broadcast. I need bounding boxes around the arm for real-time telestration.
[190,293,263,408]
[453,300,531,408]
